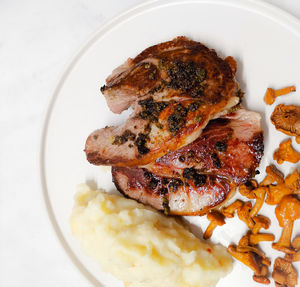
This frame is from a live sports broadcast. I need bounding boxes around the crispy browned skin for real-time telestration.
[102,36,238,114]
[112,166,234,215]
[85,37,240,167]
[111,110,264,215]
[146,109,264,184]
[85,97,239,166]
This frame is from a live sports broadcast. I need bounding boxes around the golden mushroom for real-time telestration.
[203,210,226,240]
[227,245,261,274]
[252,215,271,234]
[249,187,268,218]
[270,104,300,144]
[249,233,275,245]
[265,183,293,205]
[238,180,257,199]
[237,201,255,229]
[272,257,298,287]
[273,139,300,165]
[260,165,284,186]
[221,199,243,218]
[284,169,300,193]
[264,86,296,105]
[272,195,300,254]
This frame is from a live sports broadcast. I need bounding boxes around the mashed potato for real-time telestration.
[70,184,232,287]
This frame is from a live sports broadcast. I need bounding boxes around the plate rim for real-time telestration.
[39,0,300,286]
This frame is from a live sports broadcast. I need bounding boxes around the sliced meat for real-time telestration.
[85,95,240,166]
[112,167,235,216]
[102,36,239,114]
[111,109,264,215]
[145,109,264,184]
[86,36,241,166]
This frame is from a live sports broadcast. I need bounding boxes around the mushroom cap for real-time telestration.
[273,139,300,164]
[253,215,271,229]
[266,183,293,205]
[285,169,300,191]
[271,104,300,137]
[264,88,276,105]
[261,164,284,186]
[275,195,300,226]
[272,257,298,287]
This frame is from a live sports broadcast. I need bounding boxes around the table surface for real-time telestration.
[1,0,300,286]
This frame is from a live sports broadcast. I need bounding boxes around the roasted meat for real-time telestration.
[145,109,263,184]
[85,37,240,167]
[102,36,239,114]
[112,166,234,216]
[112,109,264,215]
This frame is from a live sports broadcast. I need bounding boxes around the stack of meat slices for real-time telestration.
[85,36,264,215]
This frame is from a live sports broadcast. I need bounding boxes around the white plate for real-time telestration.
[40,0,300,286]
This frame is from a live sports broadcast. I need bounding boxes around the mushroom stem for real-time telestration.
[203,210,225,239]
[203,222,217,240]
[237,201,254,229]
[274,86,296,97]
[264,86,295,105]
[250,187,267,218]
[249,233,275,245]
[272,221,295,254]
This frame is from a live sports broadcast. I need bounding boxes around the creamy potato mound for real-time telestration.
[70,184,232,287]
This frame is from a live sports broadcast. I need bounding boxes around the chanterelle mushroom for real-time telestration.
[285,237,300,263]
[250,187,268,218]
[272,257,298,287]
[227,245,261,274]
[272,195,300,254]
[271,104,300,144]
[203,210,226,239]
[260,165,284,186]
[273,139,300,164]
[221,199,243,218]
[237,201,255,229]
[252,215,271,234]
[265,183,293,205]
[249,233,275,245]
[264,86,296,105]
[239,180,257,199]
[284,169,300,193]
[229,231,271,284]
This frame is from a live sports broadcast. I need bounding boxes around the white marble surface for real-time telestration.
[1,0,300,286]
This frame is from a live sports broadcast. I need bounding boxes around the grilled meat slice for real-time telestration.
[112,167,235,216]
[145,109,264,184]
[86,36,240,166]
[102,36,238,114]
[85,95,239,166]
[111,109,264,215]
